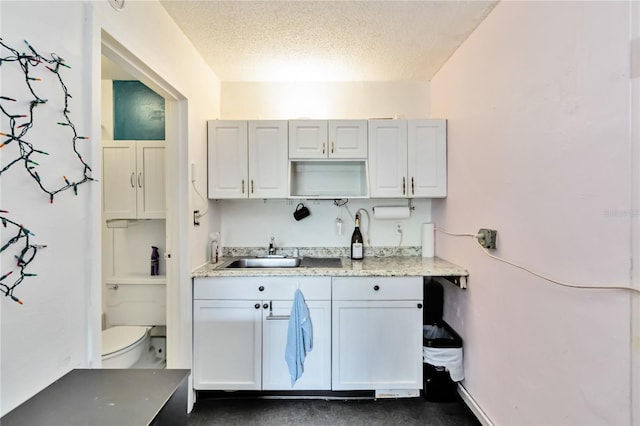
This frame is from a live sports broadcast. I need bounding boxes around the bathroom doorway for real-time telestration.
[98,31,190,372]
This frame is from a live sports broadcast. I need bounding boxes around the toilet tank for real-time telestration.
[105,283,166,326]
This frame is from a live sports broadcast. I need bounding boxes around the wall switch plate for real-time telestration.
[193,210,200,226]
[477,228,497,249]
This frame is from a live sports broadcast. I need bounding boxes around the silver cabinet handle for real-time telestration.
[266,315,290,320]
[241,179,245,194]
[411,177,415,195]
[402,177,406,195]
[331,141,335,154]
[251,180,254,194]
[138,172,143,188]
[322,142,326,155]
[130,173,135,188]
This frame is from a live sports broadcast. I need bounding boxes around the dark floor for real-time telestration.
[187,396,480,426]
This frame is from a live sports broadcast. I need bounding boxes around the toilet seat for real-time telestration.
[102,326,149,356]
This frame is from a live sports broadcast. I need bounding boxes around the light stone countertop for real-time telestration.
[192,256,468,279]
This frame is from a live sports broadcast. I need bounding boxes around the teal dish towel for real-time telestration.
[285,289,313,386]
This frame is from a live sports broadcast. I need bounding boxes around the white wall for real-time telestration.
[219,199,431,249]
[430,1,635,424]
[218,81,432,249]
[630,2,640,424]
[0,0,220,414]
[0,2,97,414]
[222,81,430,120]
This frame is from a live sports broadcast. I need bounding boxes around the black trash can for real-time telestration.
[422,278,464,402]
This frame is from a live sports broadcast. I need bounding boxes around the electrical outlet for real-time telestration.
[193,210,200,226]
[477,228,497,249]
[395,223,403,234]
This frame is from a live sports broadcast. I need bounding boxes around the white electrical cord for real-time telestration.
[436,228,640,293]
[356,208,371,245]
[192,180,209,218]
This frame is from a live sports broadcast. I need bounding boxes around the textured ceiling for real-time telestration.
[159,1,498,82]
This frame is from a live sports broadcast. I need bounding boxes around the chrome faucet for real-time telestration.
[268,237,276,255]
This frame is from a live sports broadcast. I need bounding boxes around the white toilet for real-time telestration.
[101,282,166,368]
[102,325,151,368]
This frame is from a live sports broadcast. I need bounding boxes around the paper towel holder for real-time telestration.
[372,200,415,220]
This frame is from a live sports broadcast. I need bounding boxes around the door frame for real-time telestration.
[91,26,191,389]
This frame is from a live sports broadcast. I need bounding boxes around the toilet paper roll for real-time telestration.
[373,206,410,219]
[422,223,435,258]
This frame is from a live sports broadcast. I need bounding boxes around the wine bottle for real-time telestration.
[351,213,364,260]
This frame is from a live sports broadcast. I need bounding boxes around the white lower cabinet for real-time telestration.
[193,299,262,390]
[193,276,331,391]
[262,299,331,390]
[193,275,424,394]
[331,277,424,392]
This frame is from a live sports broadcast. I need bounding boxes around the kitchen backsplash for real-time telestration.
[218,198,432,248]
[223,246,422,258]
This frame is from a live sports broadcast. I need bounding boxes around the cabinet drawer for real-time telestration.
[332,277,422,300]
[194,276,331,300]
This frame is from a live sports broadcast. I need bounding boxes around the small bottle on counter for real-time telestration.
[350,214,364,260]
[210,232,220,263]
[151,246,160,276]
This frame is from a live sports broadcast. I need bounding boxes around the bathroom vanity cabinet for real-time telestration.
[193,276,331,390]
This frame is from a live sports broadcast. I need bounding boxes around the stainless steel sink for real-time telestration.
[223,256,302,269]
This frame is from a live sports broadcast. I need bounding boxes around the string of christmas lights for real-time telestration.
[0,38,93,303]
[0,210,45,304]
[0,38,94,202]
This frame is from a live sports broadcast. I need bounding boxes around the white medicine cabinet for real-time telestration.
[102,140,166,220]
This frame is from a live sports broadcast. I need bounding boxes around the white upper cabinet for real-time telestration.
[368,120,408,198]
[408,120,447,197]
[248,121,288,198]
[208,120,288,199]
[103,140,165,220]
[369,119,447,198]
[289,120,367,159]
[207,120,248,199]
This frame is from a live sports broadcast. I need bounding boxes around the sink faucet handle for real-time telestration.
[268,237,276,255]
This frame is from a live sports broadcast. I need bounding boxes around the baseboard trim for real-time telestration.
[457,383,493,426]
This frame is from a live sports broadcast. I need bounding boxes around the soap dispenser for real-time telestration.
[210,232,220,263]
[150,246,160,276]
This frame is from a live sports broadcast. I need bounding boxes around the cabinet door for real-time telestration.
[332,300,423,391]
[207,120,248,198]
[288,120,328,158]
[368,120,408,198]
[102,142,137,220]
[193,300,262,390]
[408,119,447,197]
[248,121,288,198]
[262,300,331,390]
[328,120,368,158]
[137,141,165,218]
